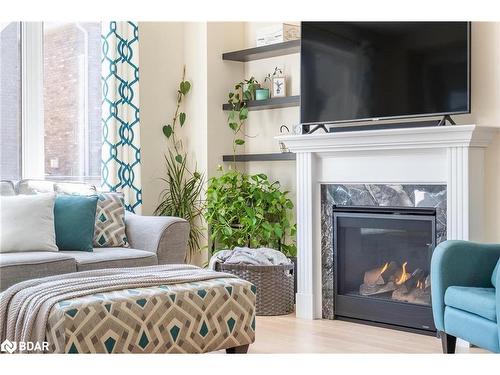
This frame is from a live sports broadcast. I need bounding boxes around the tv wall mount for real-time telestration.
[301,115,457,135]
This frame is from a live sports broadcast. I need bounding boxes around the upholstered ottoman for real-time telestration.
[45,277,256,353]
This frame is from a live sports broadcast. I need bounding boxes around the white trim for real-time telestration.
[21,22,44,179]
[276,124,497,153]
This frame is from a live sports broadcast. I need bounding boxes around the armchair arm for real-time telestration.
[124,212,189,264]
[431,240,500,331]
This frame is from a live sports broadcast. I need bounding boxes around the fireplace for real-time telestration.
[333,205,436,333]
[275,124,494,325]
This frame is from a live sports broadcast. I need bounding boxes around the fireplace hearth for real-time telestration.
[333,205,436,333]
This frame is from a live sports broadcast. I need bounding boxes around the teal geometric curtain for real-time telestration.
[101,21,142,214]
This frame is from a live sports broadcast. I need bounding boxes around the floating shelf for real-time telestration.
[222,95,300,111]
[222,40,300,62]
[222,153,296,162]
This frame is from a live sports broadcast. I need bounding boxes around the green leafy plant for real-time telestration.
[226,77,259,161]
[205,167,296,257]
[155,66,205,262]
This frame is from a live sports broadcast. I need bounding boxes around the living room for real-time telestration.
[1,0,499,373]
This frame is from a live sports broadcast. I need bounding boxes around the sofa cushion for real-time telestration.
[492,259,499,288]
[60,248,157,271]
[54,195,98,251]
[0,180,16,196]
[0,251,76,291]
[444,286,496,322]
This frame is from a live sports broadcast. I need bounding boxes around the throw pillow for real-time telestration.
[93,192,129,247]
[54,194,99,252]
[0,193,58,252]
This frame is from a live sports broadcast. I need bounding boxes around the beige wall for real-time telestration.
[467,22,500,242]
[139,22,185,216]
[207,22,246,179]
[139,22,245,265]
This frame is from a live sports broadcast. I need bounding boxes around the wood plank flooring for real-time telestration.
[244,314,487,353]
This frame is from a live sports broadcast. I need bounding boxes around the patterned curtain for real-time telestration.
[101,21,142,213]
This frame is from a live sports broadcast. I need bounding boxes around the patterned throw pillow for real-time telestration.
[93,193,129,247]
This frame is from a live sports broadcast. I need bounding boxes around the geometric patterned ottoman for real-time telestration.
[45,278,256,353]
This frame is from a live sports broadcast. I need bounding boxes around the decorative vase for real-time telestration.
[255,88,270,101]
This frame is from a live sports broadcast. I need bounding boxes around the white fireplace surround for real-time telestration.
[276,125,497,320]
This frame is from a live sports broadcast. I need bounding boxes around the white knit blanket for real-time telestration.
[209,247,291,270]
[0,264,235,353]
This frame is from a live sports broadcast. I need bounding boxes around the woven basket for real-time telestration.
[215,262,294,316]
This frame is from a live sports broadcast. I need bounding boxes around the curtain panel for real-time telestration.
[101,21,142,213]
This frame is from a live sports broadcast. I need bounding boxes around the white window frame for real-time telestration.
[19,21,100,182]
[21,22,44,179]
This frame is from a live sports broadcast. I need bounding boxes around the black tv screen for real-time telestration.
[300,22,470,125]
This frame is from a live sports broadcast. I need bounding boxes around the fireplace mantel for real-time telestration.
[276,125,497,319]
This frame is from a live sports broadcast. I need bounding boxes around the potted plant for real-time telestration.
[263,67,283,98]
[206,167,296,315]
[155,66,205,263]
[237,76,260,101]
[205,168,296,256]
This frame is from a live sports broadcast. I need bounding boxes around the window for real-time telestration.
[43,22,102,184]
[0,22,22,180]
[0,22,102,184]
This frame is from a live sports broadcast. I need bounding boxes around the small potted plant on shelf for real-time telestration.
[237,76,260,101]
[261,67,283,99]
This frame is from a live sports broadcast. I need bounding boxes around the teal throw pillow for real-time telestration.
[54,194,98,251]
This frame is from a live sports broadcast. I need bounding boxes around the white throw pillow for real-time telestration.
[0,193,59,252]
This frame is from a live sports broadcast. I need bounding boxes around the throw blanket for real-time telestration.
[209,247,291,270]
[0,264,235,353]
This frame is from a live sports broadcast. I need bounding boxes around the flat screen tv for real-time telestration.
[300,22,470,126]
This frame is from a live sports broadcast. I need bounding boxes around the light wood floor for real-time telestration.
[245,314,487,353]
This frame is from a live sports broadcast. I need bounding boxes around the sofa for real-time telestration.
[431,240,500,353]
[0,180,190,291]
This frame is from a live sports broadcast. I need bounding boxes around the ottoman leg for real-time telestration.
[226,344,249,354]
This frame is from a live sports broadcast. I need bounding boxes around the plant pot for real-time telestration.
[242,83,260,101]
[255,88,270,101]
[214,262,294,316]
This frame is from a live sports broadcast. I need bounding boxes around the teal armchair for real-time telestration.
[431,240,500,353]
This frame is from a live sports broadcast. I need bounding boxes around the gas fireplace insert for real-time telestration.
[333,205,437,334]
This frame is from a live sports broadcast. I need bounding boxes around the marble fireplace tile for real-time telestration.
[320,184,447,319]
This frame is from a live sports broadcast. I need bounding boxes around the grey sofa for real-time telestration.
[0,213,190,292]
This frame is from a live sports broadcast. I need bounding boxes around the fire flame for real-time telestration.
[379,262,389,275]
[395,262,409,285]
